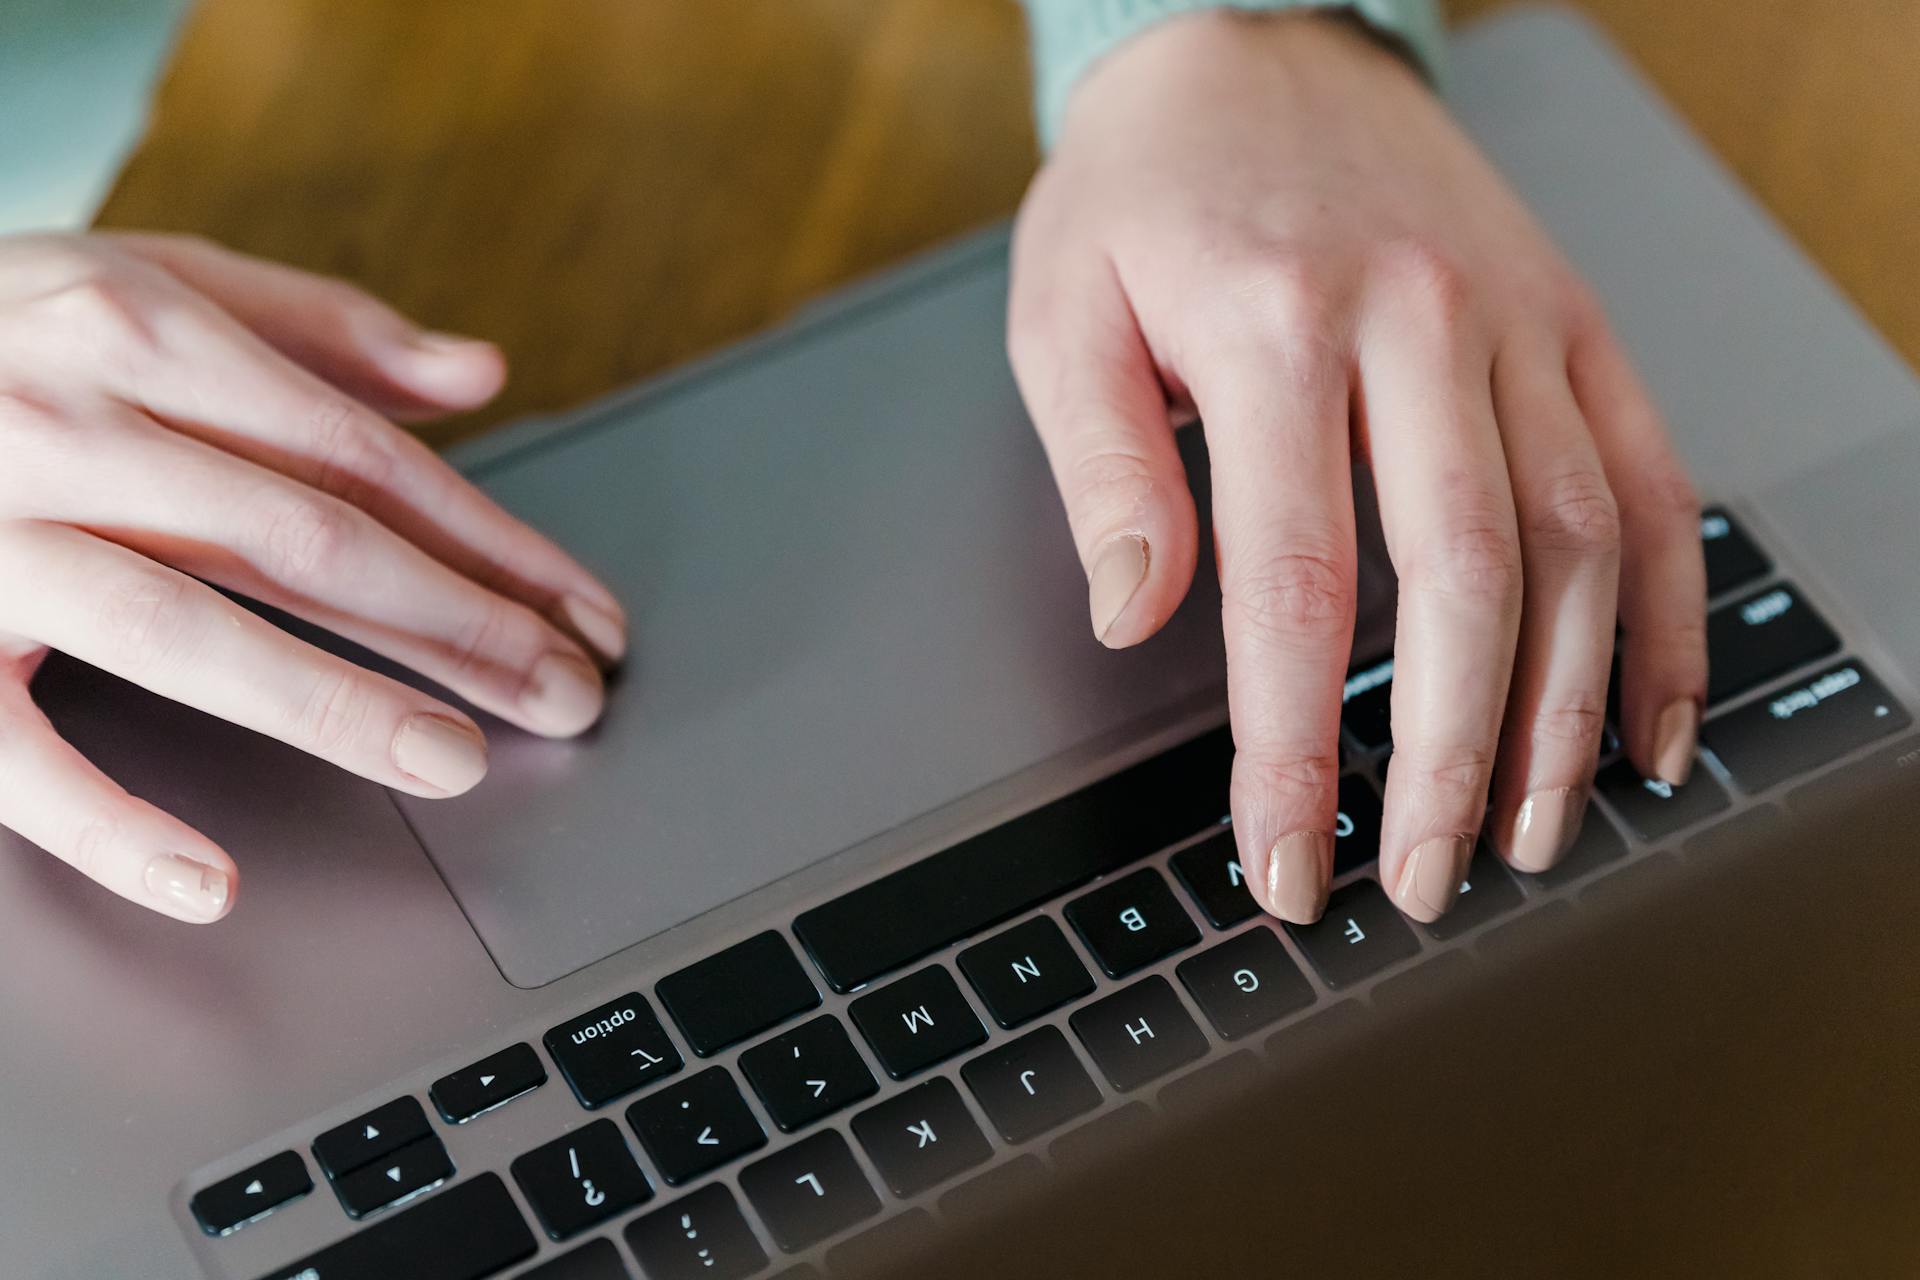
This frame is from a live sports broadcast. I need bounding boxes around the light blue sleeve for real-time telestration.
[1019,0,1446,149]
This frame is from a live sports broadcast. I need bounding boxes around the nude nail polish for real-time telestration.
[1652,699,1700,786]
[1265,830,1334,923]
[1087,536,1148,644]
[560,594,627,665]
[393,713,489,795]
[143,854,231,922]
[1505,786,1584,873]
[1393,835,1473,923]
[524,651,605,736]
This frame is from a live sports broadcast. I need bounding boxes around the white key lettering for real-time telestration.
[1119,907,1147,932]
[908,1120,937,1148]
[796,1171,824,1197]
[1011,955,1042,984]
[1125,1017,1154,1045]
[1343,917,1366,945]
[1232,967,1259,993]
[902,1004,935,1033]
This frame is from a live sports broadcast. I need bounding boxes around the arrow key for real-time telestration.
[625,1066,767,1185]
[333,1135,452,1219]
[313,1096,431,1180]
[432,1042,547,1124]
[189,1150,312,1236]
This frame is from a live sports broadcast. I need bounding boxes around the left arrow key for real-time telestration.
[190,1151,312,1236]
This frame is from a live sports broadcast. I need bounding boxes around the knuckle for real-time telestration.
[445,597,546,696]
[42,271,161,354]
[1393,741,1497,803]
[1637,459,1700,530]
[1225,546,1354,650]
[1373,239,1474,326]
[1531,698,1608,749]
[1526,467,1621,559]
[1407,495,1523,607]
[1220,252,1339,346]
[93,567,198,675]
[289,670,375,756]
[1236,748,1339,807]
[67,814,120,882]
[304,399,398,511]
[256,492,358,586]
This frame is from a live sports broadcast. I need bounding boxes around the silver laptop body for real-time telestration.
[5,8,1918,1277]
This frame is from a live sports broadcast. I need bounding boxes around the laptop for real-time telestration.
[6,7,1917,1277]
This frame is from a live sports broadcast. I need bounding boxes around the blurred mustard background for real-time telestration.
[93,0,1920,447]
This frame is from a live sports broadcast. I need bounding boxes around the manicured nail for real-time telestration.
[143,854,231,922]
[560,594,627,665]
[1264,831,1333,923]
[1392,835,1473,923]
[393,713,489,795]
[409,329,491,355]
[524,651,605,736]
[1505,785,1584,873]
[1652,699,1699,786]
[1087,535,1148,644]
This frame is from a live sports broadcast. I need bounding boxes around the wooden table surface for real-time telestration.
[98,0,1920,448]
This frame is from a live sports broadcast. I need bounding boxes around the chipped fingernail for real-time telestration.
[393,713,489,795]
[143,853,232,922]
[1087,535,1148,644]
[1392,834,1473,923]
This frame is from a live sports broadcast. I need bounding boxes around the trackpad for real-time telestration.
[395,261,1236,989]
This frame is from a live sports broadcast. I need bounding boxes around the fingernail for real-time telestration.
[1392,835,1473,923]
[1652,699,1700,786]
[1087,535,1148,644]
[409,329,491,355]
[559,594,627,665]
[143,854,231,922]
[1505,785,1584,874]
[1264,831,1333,923]
[524,651,605,736]
[392,713,489,795]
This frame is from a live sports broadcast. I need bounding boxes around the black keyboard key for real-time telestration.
[544,993,683,1109]
[626,1066,766,1185]
[1595,757,1731,840]
[1700,506,1770,596]
[794,728,1232,991]
[956,915,1094,1028]
[518,1238,632,1280]
[960,1025,1102,1143]
[738,1015,877,1132]
[1703,662,1910,793]
[510,1118,652,1241]
[1064,867,1199,978]
[739,1130,880,1252]
[1520,803,1628,890]
[254,1173,535,1280]
[1341,656,1396,750]
[626,1184,768,1280]
[1333,773,1385,875]
[313,1096,431,1180]
[1169,827,1258,928]
[191,1151,312,1237]
[1175,927,1315,1040]
[1283,879,1420,989]
[333,1134,452,1219]
[848,965,985,1080]
[851,1077,993,1198]
[1706,584,1839,705]
[657,930,821,1057]
[1070,975,1209,1091]
[1420,844,1523,942]
[431,1043,546,1125]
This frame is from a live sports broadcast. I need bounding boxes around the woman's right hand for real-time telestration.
[0,232,626,924]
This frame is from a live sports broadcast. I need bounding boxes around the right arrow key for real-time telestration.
[625,1066,766,1185]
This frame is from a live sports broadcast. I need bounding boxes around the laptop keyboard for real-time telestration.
[186,505,1915,1279]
